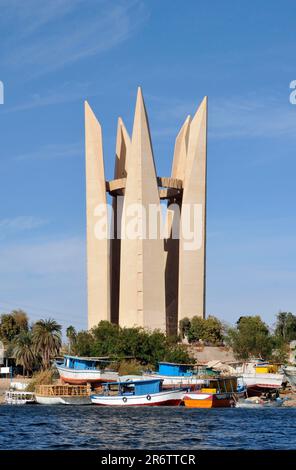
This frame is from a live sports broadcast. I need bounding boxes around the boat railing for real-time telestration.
[36,384,91,397]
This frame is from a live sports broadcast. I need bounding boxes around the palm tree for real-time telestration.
[66,325,77,353]
[13,331,37,376]
[32,319,62,369]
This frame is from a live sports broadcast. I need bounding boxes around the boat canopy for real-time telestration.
[158,362,194,377]
[62,355,111,370]
[103,379,162,395]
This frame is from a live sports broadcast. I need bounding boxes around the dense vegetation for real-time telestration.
[0,310,62,375]
[1,309,296,376]
[67,321,194,367]
[225,312,296,361]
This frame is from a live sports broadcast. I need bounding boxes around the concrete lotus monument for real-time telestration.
[85,88,207,335]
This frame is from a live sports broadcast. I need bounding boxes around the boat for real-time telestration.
[90,379,184,406]
[35,384,92,405]
[142,362,207,388]
[283,366,296,390]
[5,390,36,405]
[55,355,118,385]
[233,361,284,393]
[182,376,237,408]
[235,396,284,408]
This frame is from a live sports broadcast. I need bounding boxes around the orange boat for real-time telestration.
[183,376,237,408]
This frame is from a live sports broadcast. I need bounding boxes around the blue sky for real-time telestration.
[0,0,295,332]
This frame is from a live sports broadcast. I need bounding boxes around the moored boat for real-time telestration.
[35,384,92,405]
[283,366,296,390]
[91,379,184,406]
[182,376,237,408]
[235,396,284,408]
[233,361,284,393]
[56,355,118,385]
[5,390,36,405]
[142,362,206,388]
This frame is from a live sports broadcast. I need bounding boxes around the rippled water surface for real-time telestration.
[0,406,295,449]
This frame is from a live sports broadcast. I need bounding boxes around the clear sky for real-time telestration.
[0,0,295,333]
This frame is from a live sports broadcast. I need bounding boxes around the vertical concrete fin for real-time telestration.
[110,117,131,323]
[171,115,191,180]
[178,96,208,324]
[164,115,191,335]
[85,101,110,329]
[119,88,166,331]
[114,117,131,179]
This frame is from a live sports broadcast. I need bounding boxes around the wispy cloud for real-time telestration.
[14,142,83,161]
[1,0,149,77]
[4,82,93,113]
[147,92,296,141]
[0,216,48,237]
[209,95,296,139]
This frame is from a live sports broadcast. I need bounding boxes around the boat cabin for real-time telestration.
[157,362,194,377]
[101,379,163,397]
[60,355,110,371]
[197,376,238,394]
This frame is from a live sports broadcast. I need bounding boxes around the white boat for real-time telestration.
[283,366,296,390]
[142,362,206,388]
[91,379,184,406]
[240,372,284,389]
[5,390,36,405]
[235,397,284,408]
[233,361,284,391]
[56,355,118,385]
[35,384,92,405]
[35,395,91,405]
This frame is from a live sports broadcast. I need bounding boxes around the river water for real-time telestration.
[0,406,295,449]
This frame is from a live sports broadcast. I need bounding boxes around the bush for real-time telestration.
[116,359,143,376]
[180,316,224,345]
[26,369,55,392]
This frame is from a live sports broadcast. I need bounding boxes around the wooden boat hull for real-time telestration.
[35,395,91,405]
[56,365,118,385]
[91,389,183,406]
[183,392,233,408]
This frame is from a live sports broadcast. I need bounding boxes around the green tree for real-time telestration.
[179,317,191,339]
[32,319,62,369]
[187,317,205,343]
[13,331,37,376]
[274,312,296,343]
[73,330,95,356]
[11,310,29,331]
[91,321,120,356]
[66,325,77,353]
[0,310,29,344]
[185,316,223,345]
[226,315,273,360]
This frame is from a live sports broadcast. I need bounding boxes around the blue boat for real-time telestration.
[90,379,184,406]
[142,362,206,387]
[56,355,118,385]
